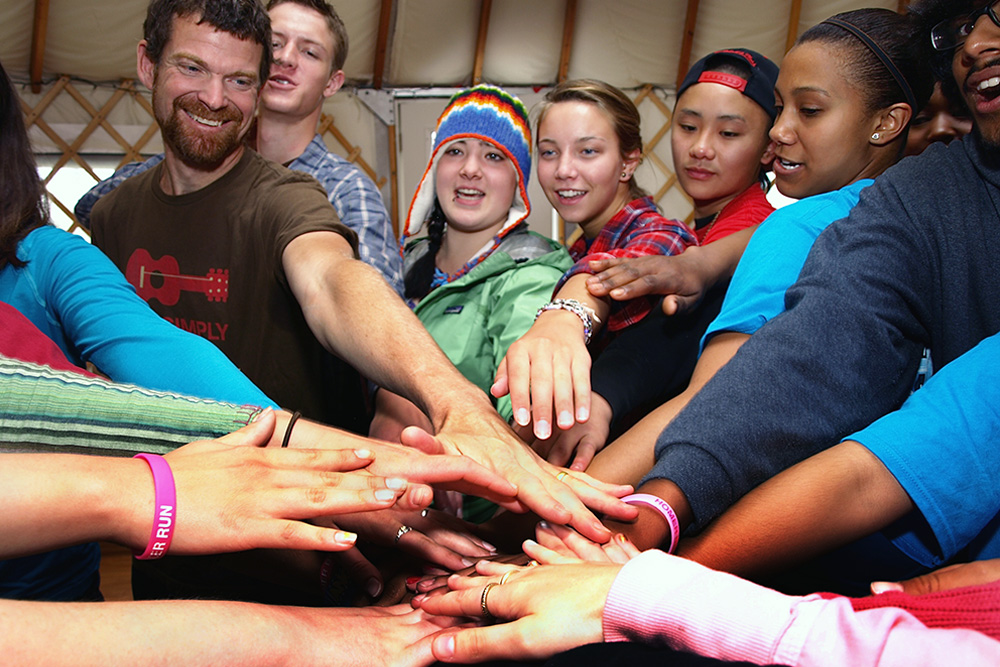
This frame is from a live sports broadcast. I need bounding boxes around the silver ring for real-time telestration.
[395,525,413,543]
[480,582,498,621]
[420,509,429,518]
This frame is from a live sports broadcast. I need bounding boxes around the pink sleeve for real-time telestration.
[603,550,1000,666]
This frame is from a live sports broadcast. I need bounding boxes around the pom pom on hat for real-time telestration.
[402,85,532,243]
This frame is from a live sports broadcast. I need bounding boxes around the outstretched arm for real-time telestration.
[283,231,634,543]
[0,410,412,559]
[1,599,442,667]
[585,226,756,315]
[679,441,912,576]
[685,331,1000,577]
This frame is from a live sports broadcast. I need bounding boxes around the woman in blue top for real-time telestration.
[0,59,276,601]
[586,8,933,490]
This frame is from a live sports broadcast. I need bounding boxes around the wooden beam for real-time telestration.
[472,0,493,85]
[388,123,400,236]
[372,0,393,89]
[785,0,803,53]
[557,0,577,83]
[29,0,51,93]
[675,0,700,89]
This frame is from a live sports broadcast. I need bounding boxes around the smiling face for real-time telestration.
[262,2,343,120]
[769,41,880,200]
[536,101,637,237]
[139,14,261,168]
[671,82,773,217]
[953,6,1000,147]
[434,139,518,237]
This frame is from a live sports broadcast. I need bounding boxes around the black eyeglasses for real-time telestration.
[931,1,1000,51]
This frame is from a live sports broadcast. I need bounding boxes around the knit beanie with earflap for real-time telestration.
[401,84,532,249]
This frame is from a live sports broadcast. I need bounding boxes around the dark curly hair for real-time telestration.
[0,60,50,270]
[143,0,272,88]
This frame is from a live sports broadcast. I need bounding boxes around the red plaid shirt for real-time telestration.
[559,197,696,332]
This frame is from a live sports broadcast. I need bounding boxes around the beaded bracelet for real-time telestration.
[535,298,601,345]
[133,453,177,560]
[621,493,680,554]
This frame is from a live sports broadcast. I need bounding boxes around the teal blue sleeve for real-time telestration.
[850,332,1000,565]
[703,188,865,350]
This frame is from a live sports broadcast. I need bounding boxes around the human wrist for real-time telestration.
[132,453,177,559]
[102,457,159,550]
[621,493,680,553]
[536,299,601,344]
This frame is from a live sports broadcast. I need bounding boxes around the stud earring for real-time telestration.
[872,132,880,141]
[621,171,628,179]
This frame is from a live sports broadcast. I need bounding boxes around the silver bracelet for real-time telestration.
[535,298,601,344]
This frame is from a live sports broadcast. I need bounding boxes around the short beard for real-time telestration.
[155,90,245,168]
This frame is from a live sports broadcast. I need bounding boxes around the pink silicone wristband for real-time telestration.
[622,493,680,554]
[133,453,177,560]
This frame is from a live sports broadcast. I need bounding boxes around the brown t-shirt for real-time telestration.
[92,149,369,430]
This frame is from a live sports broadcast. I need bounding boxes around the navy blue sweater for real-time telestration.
[646,134,1000,531]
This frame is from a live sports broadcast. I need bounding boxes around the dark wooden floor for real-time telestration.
[99,542,133,601]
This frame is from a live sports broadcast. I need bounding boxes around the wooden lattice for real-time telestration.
[20,77,389,238]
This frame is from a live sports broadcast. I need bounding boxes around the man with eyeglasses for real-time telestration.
[607,0,1000,591]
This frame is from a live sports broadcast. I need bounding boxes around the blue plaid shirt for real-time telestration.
[74,135,404,294]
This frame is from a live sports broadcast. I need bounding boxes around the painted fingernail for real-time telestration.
[353,448,372,459]
[535,420,551,439]
[481,540,497,552]
[870,581,903,595]
[386,477,407,490]
[523,538,538,548]
[375,489,396,501]
[576,405,589,422]
[367,577,383,598]
[335,531,357,545]
[557,411,573,428]
[515,408,529,425]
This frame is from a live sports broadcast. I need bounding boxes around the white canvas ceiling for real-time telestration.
[3,0,901,90]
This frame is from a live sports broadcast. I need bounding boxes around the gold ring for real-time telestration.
[498,571,514,586]
[556,471,569,482]
[480,582,498,621]
[526,560,539,568]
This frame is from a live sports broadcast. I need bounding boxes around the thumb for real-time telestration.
[661,294,699,316]
[491,366,510,398]
[399,425,444,455]
[216,408,276,447]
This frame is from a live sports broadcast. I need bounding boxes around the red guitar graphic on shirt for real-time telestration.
[125,249,229,306]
